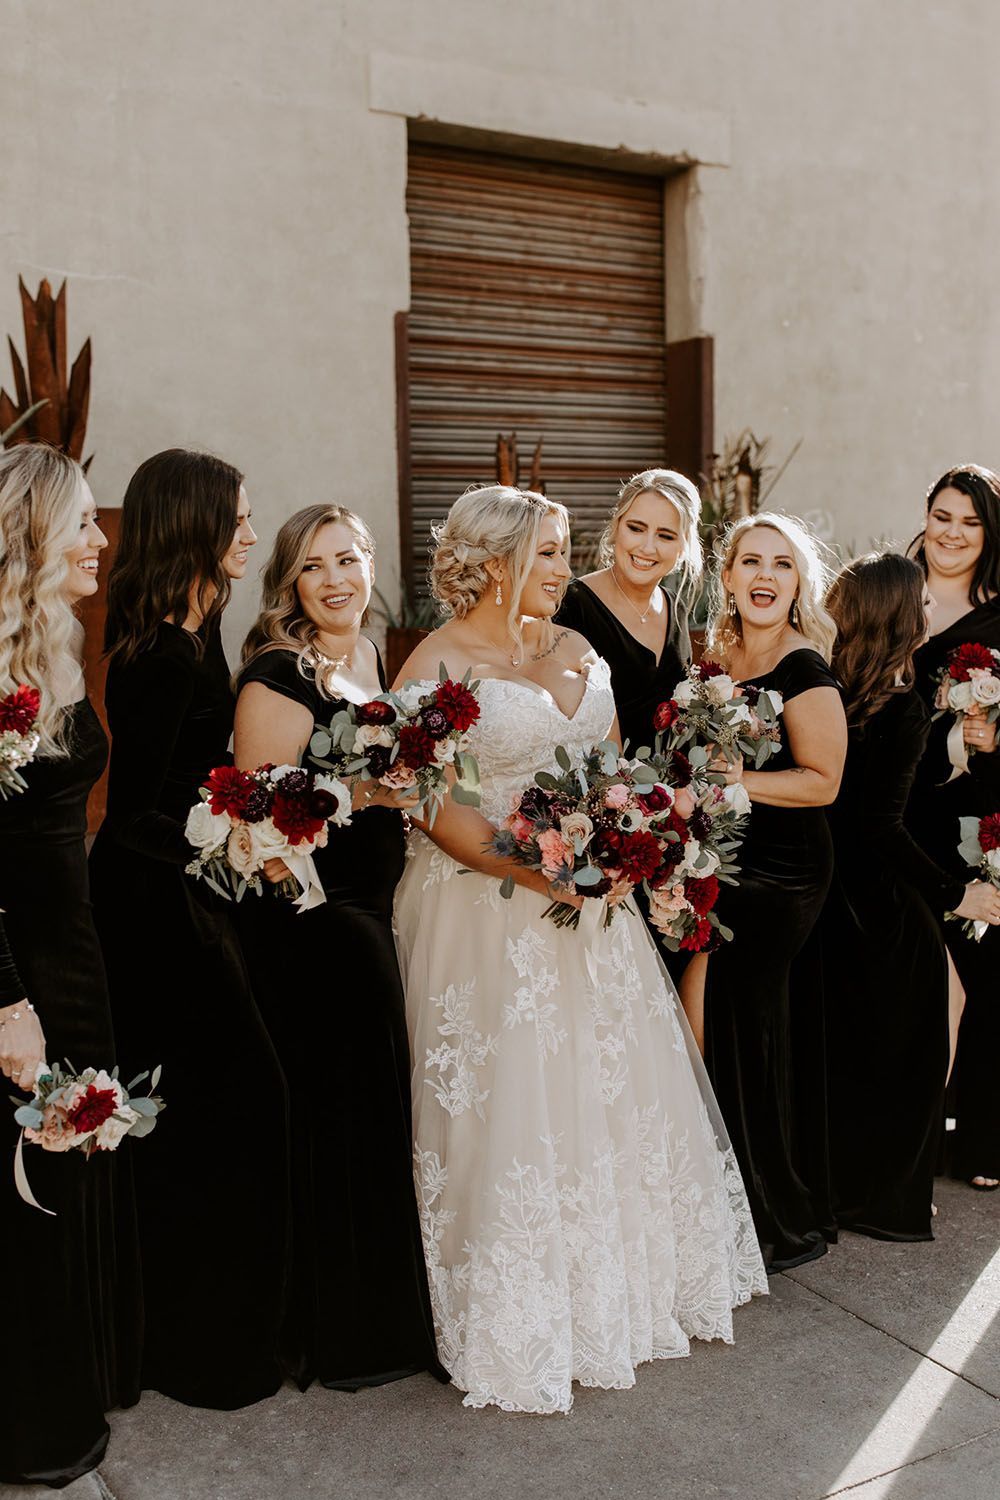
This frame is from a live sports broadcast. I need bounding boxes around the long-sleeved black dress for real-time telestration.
[554,578,691,754]
[0,697,141,1488]
[235,647,446,1392]
[89,622,288,1409]
[908,599,1000,1182]
[704,648,839,1272]
[824,689,964,1239]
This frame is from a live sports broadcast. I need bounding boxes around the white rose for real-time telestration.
[314,774,353,827]
[672,679,696,707]
[969,673,1000,707]
[729,702,753,726]
[703,673,735,706]
[227,823,261,878]
[678,841,721,879]
[985,848,1000,874]
[353,725,394,754]
[268,763,302,783]
[947,681,975,712]
[249,817,294,861]
[433,739,456,766]
[559,811,594,849]
[93,1105,139,1151]
[395,683,427,713]
[723,782,752,817]
[185,801,232,854]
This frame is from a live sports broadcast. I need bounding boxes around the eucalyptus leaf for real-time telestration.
[14,1106,43,1129]
[310,731,332,758]
[554,745,571,772]
[499,874,516,900]
[535,771,559,790]
[150,1065,162,1092]
[126,1071,149,1092]
[129,1097,159,1117]
[573,864,603,887]
[127,1114,158,1137]
[450,783,480,806]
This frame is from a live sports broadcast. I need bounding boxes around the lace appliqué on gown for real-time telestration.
[396,660,767,1413]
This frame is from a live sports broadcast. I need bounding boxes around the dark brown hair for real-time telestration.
[827,553,927,727]
[105,449,243,663]
[909,464,1000,606]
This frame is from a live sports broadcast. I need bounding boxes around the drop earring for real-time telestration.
[790,598,799,627]
[727,591,737,617]
[495,581,503,607]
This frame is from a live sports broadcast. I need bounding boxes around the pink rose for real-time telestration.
[673,785,697,819]
[25,1104,77,1152]
[227,823,259,879]
[380,762,417,789]
[604,784,630,810]
[536,828,572,874]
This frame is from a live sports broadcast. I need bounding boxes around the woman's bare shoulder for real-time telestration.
[393,624,475,687]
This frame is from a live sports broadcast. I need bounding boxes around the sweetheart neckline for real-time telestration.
[477,662,607,724]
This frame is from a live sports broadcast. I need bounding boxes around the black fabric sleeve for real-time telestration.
[0,915,26,1005]
[862,696,967,911]
[775,648,841,703]
[103,649,197,865]
[237,649,321,714]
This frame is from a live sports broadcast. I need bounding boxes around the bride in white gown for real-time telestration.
[394,486,767,1414]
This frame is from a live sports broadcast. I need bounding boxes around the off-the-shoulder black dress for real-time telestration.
[89,622,288,1409]
[823,690,964,1238]
[0,697,141,1488]
[704,648,839,1271]
[235,647,445,1392]
[908,599,1000,1182]
[555,578,690,754]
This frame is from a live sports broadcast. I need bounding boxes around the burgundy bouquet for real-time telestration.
[0,684,41,797]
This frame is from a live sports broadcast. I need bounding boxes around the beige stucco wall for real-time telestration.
[4,0,998,649]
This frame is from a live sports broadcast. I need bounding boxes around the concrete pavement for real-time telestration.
[9,1178,999,1500]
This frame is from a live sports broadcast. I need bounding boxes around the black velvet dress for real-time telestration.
[824,690,964,1239]
[704,649,838,1272]
[0,697,141,1488]
[89,623,288,1409]
[908,599,1000,1182]
[555,578,691,754]
[235,647,445,1392]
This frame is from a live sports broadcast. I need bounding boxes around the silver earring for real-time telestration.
[790,599,799,627]
[727,592,737,617]
[495,582,503,607]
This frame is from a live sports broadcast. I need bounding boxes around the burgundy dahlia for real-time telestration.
[356,699,396,726]
[434,679,480,733]
[0,684,40,736]
[420,705,451,739]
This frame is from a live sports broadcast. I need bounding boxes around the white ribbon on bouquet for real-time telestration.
[282,848,327,913]
[14,1131,54,1214]
[943,714,970,782]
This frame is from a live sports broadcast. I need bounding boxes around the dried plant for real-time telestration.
[495,431,544,493]
[699,429,801,555]
[0,278,93,469]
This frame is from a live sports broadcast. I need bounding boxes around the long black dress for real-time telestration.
[908,599,1000,1182]
[824,690,964,1239]
[0,697,141,1488]
[235,647,446,1392]
[555,578,690,754]
[704,649,838,1272]
[89,622,288,1409]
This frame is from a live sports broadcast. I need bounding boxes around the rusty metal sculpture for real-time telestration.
[0,277,92,468]
[495,431,544,494]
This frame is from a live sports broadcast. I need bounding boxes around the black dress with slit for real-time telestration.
[704,648,839,1271]
[89,622,288,1409]
[0,697,141,1488]
[235,646,446,1392]
[555,578,691,755]
[823,690,963,1239]
[908,599,1000,1182]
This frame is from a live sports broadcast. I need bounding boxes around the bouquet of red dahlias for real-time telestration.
[490,740,664,928]
[184,763,353,913]
[13,1061,164,1214]
[933,642,1000,780]
[0,685,41,798]
[643,661,783,774]
[643,774,749,953]
[309,666,481,825]
[952,813,1000,941]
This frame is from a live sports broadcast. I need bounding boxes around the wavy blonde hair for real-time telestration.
[599,468,703,604]
[240,504,375,699]
[430,485,570,658]
[0,444,85,756]
[708,510,837,663]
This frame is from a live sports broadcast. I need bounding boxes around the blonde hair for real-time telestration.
[241,504,375,698]
[0,444,85,756]
[430,485,570,657]
[708,510,837,663]
[600,468,703,604]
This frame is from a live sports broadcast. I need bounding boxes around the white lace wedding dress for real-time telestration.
[394,658,767,1414]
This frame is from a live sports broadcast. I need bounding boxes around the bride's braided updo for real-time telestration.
[431,485,570,653]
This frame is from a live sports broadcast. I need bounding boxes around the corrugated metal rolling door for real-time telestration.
[404,142,666,587]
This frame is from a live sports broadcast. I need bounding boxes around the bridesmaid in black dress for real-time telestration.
[906,465,1000,1190]
[234,504,445,1392]
[701,513,847,1271]
[554,468,700,754]
[823,554,1000,1239]
[0,445,140,1487]
[89,450,288,1409]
